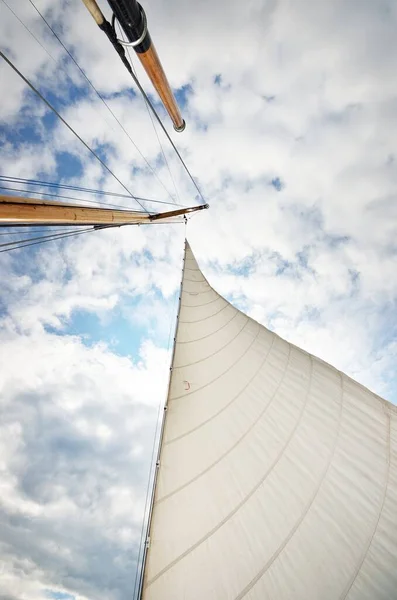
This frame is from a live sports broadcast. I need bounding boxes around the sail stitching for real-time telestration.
[183,276,208,283]
[235,370,345,599]
[165,334,276,445]
[172,317,250,368]
[169,324,262,401]
[147,345,329,587]
[176,309,239,344]
[178,301,229,324]
[340,413,392,600]
[181,286,213,297]
[180,294,223,308]
[157,339,290,503]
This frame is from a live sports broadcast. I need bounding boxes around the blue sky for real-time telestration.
[1,0,397,599]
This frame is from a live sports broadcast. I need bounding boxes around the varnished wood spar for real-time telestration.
[0,194,208,226]
[0,194,150,226]
[150,204,208,220]
[137,44,184,131]
[81,0,105,25]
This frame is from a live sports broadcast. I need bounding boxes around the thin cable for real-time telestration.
[134,244,186,599]
[0,227,94,249]
[0,175,182,205]
[0,226,89,236]
[119,23,179,205]
[105,23,206,206]
[123,53,205,205]
[132,285,180,600]
[127,66,206,205]
[0,227,97,253]
[0,49,148,213]
[1,0,51,57]
[22,0,176,205]
[0,185,187,209]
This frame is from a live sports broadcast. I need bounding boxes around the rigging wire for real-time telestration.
[0,226,90,236]
[134,238,187,599]
[105,18,206,206]
[125,69,206,205]
[1,0,177,206]
[0,226,99,253]
[132,281,181,600]
[0,220,185,251]
[1,0,52,57]
[118,21,180,205]
[0,49,149,214]
[0,227,94,250]
[0,175,181,205]
[0,184,187,209]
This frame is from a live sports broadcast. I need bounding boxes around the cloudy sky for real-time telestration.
[1,0,397,598]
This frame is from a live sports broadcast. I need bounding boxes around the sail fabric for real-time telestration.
[141,241,397,600]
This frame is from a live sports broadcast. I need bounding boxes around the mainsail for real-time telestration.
[141,241,397,600]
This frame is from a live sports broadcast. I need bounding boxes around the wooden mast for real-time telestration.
[82,0,185,131]
[0,194,208,227]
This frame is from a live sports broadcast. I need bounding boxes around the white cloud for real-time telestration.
[1,0,397,597]
[0,328,169,599]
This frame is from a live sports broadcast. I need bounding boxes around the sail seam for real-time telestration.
[165,334,276,445]
[169,324,262,401]
[176,309,239,344]
[157,339,290,503]
[172,317,250,368]
[182,286,213,295]
[341,413,391,600]
[235,371,344,600]
[179,301,229,324]
[147,345,323,587]
[180,294,222,308]
[183,276,208,283]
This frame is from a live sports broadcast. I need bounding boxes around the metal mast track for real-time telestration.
[0,194,208,227]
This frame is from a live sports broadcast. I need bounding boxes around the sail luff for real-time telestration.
[138,239,188,599]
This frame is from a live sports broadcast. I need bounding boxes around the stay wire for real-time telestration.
[0,184,187,209]
[105,20,206,206]
[1,0,51,57]
[132,282,181,600]
[0,226,98,253]
[0,227,94,249]
[0,49,148,213]
[0,175,185,206]
[0,227,88,236]
[7,0,176,206]
[118,21,180,205]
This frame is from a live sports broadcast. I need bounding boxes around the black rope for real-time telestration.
[0,50,149,213]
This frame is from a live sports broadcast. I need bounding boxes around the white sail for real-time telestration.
[141,241,397,600]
